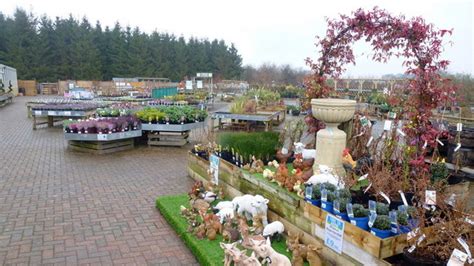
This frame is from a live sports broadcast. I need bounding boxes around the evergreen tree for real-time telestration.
[0,9,243,81]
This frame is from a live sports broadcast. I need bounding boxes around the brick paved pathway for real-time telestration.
[0,97,198,265]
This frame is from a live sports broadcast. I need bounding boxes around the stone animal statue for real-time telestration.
[230,249,262,266]
[189,180,205,198]
[241,234,266,249]
[213,201,234,212]
[305,165,345,189]
[294,142,316,160]
[216,207,235,223]
[274,163,289,187]
[307,244,323,266]
[203,213,222,234]
[250,237,291,266]
[286,231,323,266]
[222,218,240,242]
[251,214,265,235]
[194,223,206,239]
[232,194,269,226]
[262,221,284,241]
[205,223,217,240]
[220,242,240,266]
[190,198,210,213]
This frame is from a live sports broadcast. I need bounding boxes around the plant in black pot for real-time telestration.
[430,158,449,184]
[348,203,370,230]
[370,214,392,239]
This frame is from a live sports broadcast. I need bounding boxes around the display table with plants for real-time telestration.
[0,92,13,107]
[63,116,142,154]
[31,103,100,130]
[211,111,282,132]
[136,106,207,146]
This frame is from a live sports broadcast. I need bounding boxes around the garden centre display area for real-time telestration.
[155,8,473,266]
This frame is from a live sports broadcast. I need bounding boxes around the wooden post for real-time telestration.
[33,115,37,130]
[48,116,54,127]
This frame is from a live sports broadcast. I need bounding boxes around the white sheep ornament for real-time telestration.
[262,221,284,241]
[305,165,345,189]
[232,194,269,226]
[294,142,316,160]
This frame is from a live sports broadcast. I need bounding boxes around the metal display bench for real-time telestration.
[141,121,205,147]
[0,93,13,107]
[31,109,96,130]
[65,129,142,154]
[210,111,282,132]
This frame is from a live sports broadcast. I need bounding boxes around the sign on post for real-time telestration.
[197,80,203,89]
[324,214,345,254]
[197,73,213,78]
[185,80,193,90]
[210,154,220,185]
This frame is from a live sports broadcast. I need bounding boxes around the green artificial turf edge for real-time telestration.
[156,194,223,266]
[156,194,304,265]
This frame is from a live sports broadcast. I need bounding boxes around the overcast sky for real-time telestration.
[3,0,473,77]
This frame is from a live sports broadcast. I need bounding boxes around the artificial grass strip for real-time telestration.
[156,194,224,266]
[156,194,307,265]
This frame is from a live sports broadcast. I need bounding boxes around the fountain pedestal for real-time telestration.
[311,98,356,176]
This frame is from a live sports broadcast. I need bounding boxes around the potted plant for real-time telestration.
[333,197,351,221]
[376,202,389,215]
[348,203,370,230]
[321,190,336,213]
[310,184,321,207]
[370,215,392,238]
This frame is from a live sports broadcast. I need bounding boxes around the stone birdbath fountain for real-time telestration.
[311,98,357,176]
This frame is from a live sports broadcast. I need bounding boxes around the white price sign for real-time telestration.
[97,134,107,141]
[324,214,345,254]
[64,111,71,116]
[34,110,42,116]
[48,111,56,116]
[210,154,220,185]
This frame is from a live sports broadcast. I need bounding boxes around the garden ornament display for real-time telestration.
[232,194,269,226]
[305,165,345,189]
[200,191,218,203]
[293,153,315,172]
[294,142,317,160]
[230,248,262,266]
[262,221,284,241]
[222,219,240,242]
[220,242,240,266]
[213,201,234,212]
[306,245,323,266]
[251,214,265,235]
[250,237,291,266]
[190,198,210,213]
[216,207,235,223]
[274,163,289,187]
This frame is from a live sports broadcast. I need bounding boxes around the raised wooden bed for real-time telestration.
[142,122,204,147]
[187,152,395,265]
[68,139,134,154]
[65,130,142,154]
[147,131,189,146]
[31,109,96,130]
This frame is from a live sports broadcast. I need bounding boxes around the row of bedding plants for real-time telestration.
[63,116,140,134]
[135,106,207,124]
[33,103,105,111]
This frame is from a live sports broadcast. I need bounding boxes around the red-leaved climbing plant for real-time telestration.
[305,7,457,170]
